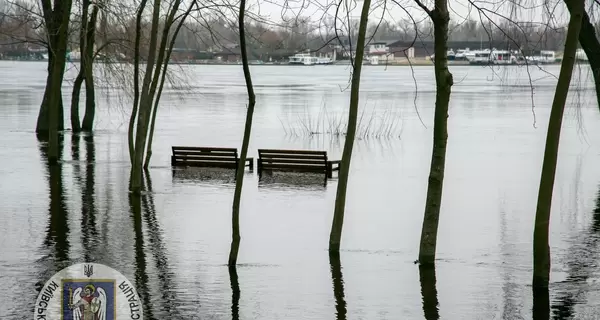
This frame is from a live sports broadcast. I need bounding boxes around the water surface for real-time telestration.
[1,61,600,319]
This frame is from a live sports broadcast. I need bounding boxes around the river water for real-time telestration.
[1,61,600,319]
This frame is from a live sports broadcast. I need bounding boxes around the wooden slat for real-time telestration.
[172,146,237,152]
[173,156,237,162]
[173,150,237,156]
[259,153,325,160]
[258,149,326,156]
[259,158,325,165]
[175,161,238,168]
[173,155,236,161]
[260,163,326,171]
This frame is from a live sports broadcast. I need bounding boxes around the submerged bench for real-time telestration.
[171,146,253,170]
[257,149,340,178]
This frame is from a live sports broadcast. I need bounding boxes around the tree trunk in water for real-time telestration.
[70,0,90,133]
[128,0,149,165]
[37,54,66,134]
[70,72,84,132]
[36,55,52,136]
[144,2,194,169]
[417,0,454,265]
[129,0,162,194]
[533,0,583,289]
[228,0,256,266]
[563,0,600,108]
[46,1,73,164]
[81,6,99,132]
[328,0,371,253]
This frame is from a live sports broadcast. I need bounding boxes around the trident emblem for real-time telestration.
[84,264,94,277]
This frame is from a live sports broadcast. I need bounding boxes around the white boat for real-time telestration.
[525,50,557,64]
[466,48,519,65]
[288,53,333,65]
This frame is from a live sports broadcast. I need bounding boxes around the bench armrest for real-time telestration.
[328,160,341,164]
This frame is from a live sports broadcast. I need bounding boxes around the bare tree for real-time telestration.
[415,0,453,265]
[533,0,584,291]
[38,0,74,164]
[564,0,600,108]
[128,0,195,193]
[70,0,99,132]
[328,0,372,253]
[228,0,256,265]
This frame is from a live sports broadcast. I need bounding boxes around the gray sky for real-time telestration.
[249,0,580,29]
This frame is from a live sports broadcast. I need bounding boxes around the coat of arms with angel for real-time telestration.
[68,284,107,320]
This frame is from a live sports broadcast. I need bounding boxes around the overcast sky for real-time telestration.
[249,0,581,29]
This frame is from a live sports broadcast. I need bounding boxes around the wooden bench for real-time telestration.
[257,149,340,178]
[171,146,253,171]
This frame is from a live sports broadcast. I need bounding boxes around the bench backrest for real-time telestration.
[172,146,238,163]
[258,149,328,168]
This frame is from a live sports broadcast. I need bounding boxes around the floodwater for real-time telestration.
[1,60,600,319]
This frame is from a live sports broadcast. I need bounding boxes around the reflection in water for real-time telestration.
[258,172,327,190]
[141,170,181,317]
[129,191,155,319]
[229,265,240,320]
[499,202,523,318]
[39,136,70,267]
[533,286,550,320]
[329,252,347,320]
[172,167,236,185]
[551,185,600,319]
[81,135,98,261]
[419,265,440,320]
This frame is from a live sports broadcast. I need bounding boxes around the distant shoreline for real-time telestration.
[0,58,576,67]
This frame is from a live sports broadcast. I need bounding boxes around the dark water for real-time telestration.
[2,61,600,319]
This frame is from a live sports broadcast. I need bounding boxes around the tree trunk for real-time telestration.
[128,0,149,165]
[129,0,162,194]
[144,1,194,169]
[36,54,53,136]
[417,0,454,265]
[328,0,371,253]
[533,0,583,289]
[563,0,600,108]
[39,1,72,162]
[228,0,256,266]
[81,6,99,132]
[37,52,66,134]
[70,72,84,132]
[70,0,90,133]
[47,26,72,163]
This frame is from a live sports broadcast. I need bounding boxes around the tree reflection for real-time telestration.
[39,136,70,266]
[419,264,440,320]
[329,251,347,320]
[533,286,550,320]
[141,170,181,317]
[550,184,600,319]
[229,265,240,320]
[129,191,154,319]
[81,135,98,261]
